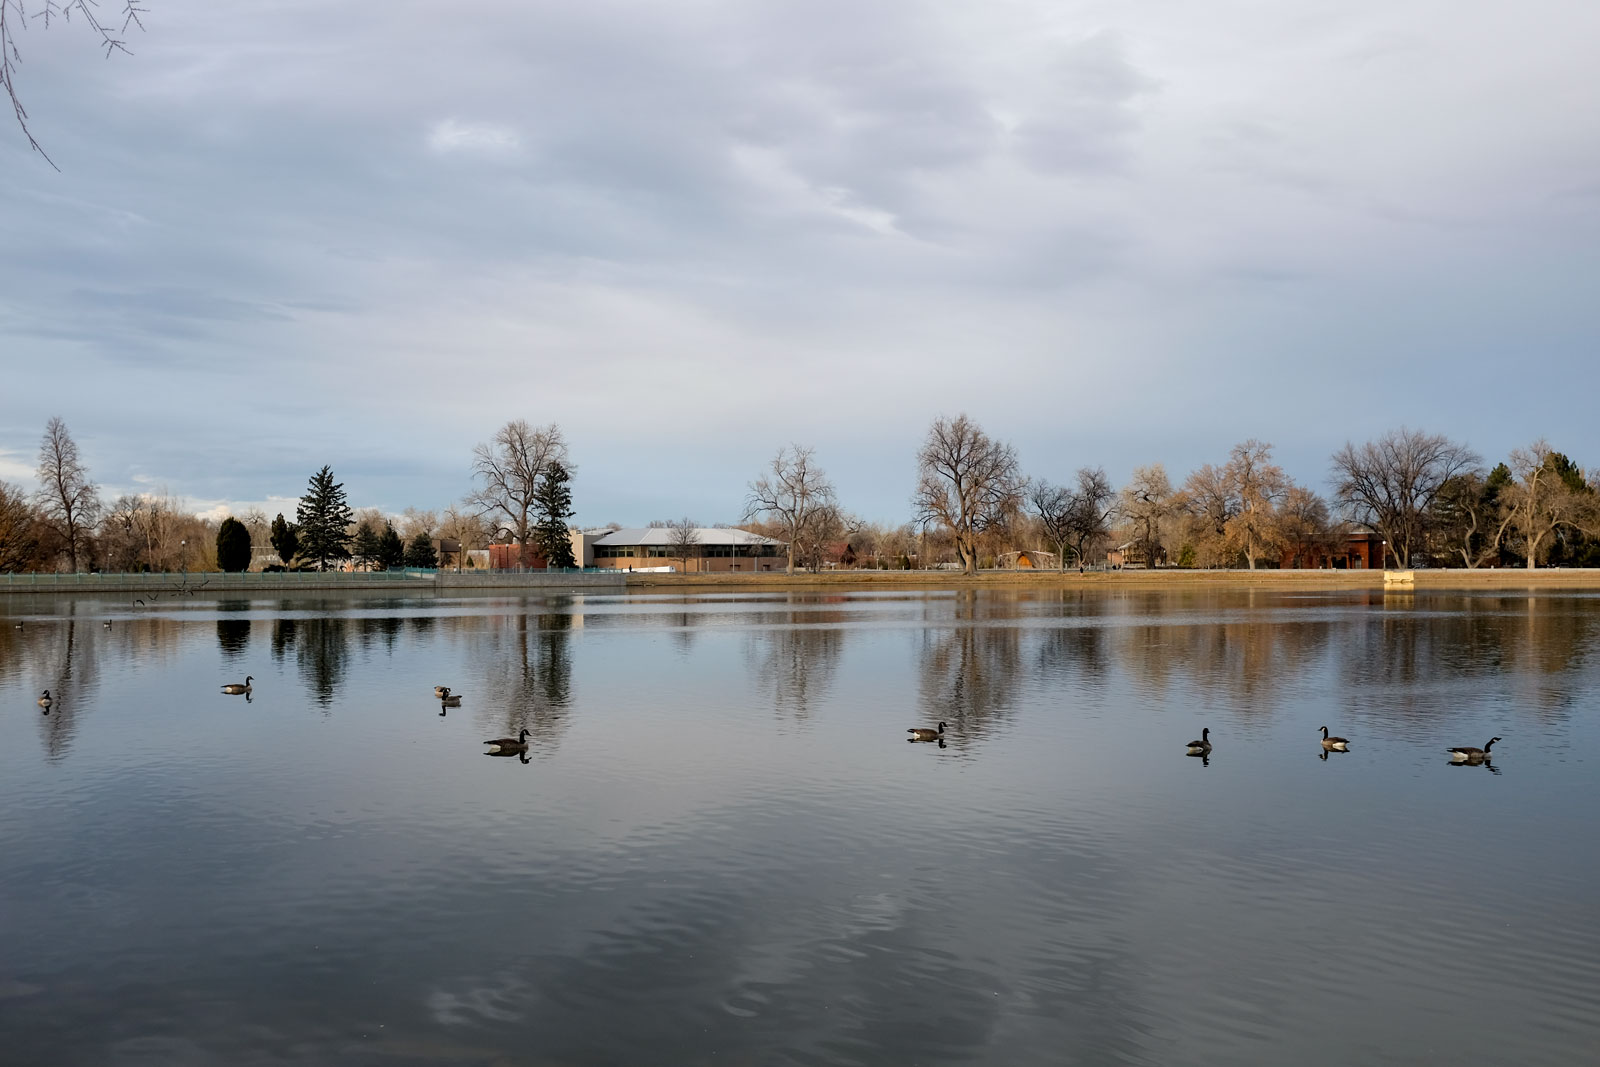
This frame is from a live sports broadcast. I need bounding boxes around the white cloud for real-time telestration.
[427,119,521,156]
[0,449,34,483]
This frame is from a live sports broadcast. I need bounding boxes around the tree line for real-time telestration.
[3,414,1596,575]
[742,418,1599,574]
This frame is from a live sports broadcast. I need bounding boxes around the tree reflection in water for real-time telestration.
[358,615,403,655]
[270,607,349,709]
[743,598,845,721]
[40,616,95,759]
[216,600,251,659]
[468,599,574,752]
[916,590,1021,743]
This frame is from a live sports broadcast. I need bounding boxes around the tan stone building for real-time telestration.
[575,527,786,572]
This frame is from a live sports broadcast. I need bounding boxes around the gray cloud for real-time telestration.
[2,1,1598,522]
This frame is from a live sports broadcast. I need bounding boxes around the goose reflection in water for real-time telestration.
[484,749,531,764]
[1447,756,1501,774]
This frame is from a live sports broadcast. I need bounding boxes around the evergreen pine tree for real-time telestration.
[295,466,354,571]
[533,461,577,568]
[378,522,405,570]
[403,533,438,568]
[352,521,382,570]
[216,517,253,572]
[269,513,299,568]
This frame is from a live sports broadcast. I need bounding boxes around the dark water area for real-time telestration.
[2,588,1598,1066]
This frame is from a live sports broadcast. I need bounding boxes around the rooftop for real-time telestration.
[591,527,787,547]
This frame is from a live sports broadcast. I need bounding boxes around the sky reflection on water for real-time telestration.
[2,588,1599,1066]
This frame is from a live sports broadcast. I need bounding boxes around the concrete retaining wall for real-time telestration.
[0,570,628,596]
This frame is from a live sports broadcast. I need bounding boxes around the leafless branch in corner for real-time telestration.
[2,1,150,168]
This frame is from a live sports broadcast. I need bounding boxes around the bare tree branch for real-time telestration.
[2,1,150,167]
[912,414,1025,575]
[1330,428,1479,568]
[465,420,569,560]
[744,444,837,574]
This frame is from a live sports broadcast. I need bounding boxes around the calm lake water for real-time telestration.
[2,587,1598,1065]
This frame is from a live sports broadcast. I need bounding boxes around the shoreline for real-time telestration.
[622,568,1600,591]
[4,568,1600,596]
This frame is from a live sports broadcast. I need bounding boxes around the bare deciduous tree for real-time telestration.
[1179,463,1236,568]
[35,416,99,572]
[1119,464,1174,567]
[1223,439,1288,569]
[0,479,42,571]
[398,507,438,541]
[2,1,149,166]
[913,414,1026,575]
[1064,467,1117,568]
[467,420,569,560]
[1275,486,1343,568]
[744,444,838,574]
[1432,471,1504,569]
[1029,481,1074,570]
[439,505,489,571]
[665,517,700,572]
[1330,428,1479,568]
[1501,441,1599,569]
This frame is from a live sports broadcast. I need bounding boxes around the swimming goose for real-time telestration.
[439,687,463,707]
[37,690,53,710]
[1319,726,1350,751]
[907,721,947,742]
[484,729,530,753]
[1448,737,1501,762]
[221,675,253,695]
[1185,727,1212,755]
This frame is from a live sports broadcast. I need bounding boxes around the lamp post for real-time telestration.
[1380,539,1387,571]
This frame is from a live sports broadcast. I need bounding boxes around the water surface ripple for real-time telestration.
[2,588,1598,1065]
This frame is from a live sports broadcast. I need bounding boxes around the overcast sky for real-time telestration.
[2,0,1596,525]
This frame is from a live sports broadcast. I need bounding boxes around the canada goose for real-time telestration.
[1319,726,1350,751]
[37,690,53,710]
[907,721,947,742]
[221,675,253,695]
[439,687,463,707]
[484,729,530,753]
[1185,727,1212,755]
[103,619,112,628]
[1448,737,1501,762]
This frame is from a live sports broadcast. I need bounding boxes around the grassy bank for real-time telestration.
[623,568,1600,591]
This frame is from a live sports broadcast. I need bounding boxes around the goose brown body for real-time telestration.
[484,728,530,752]
[439,687,463,707]
[1319,726,1350,751]
[221,676,253,695]
[1185,727,1212,754]
[907,721,946,742]
[1448,737,1501,761]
